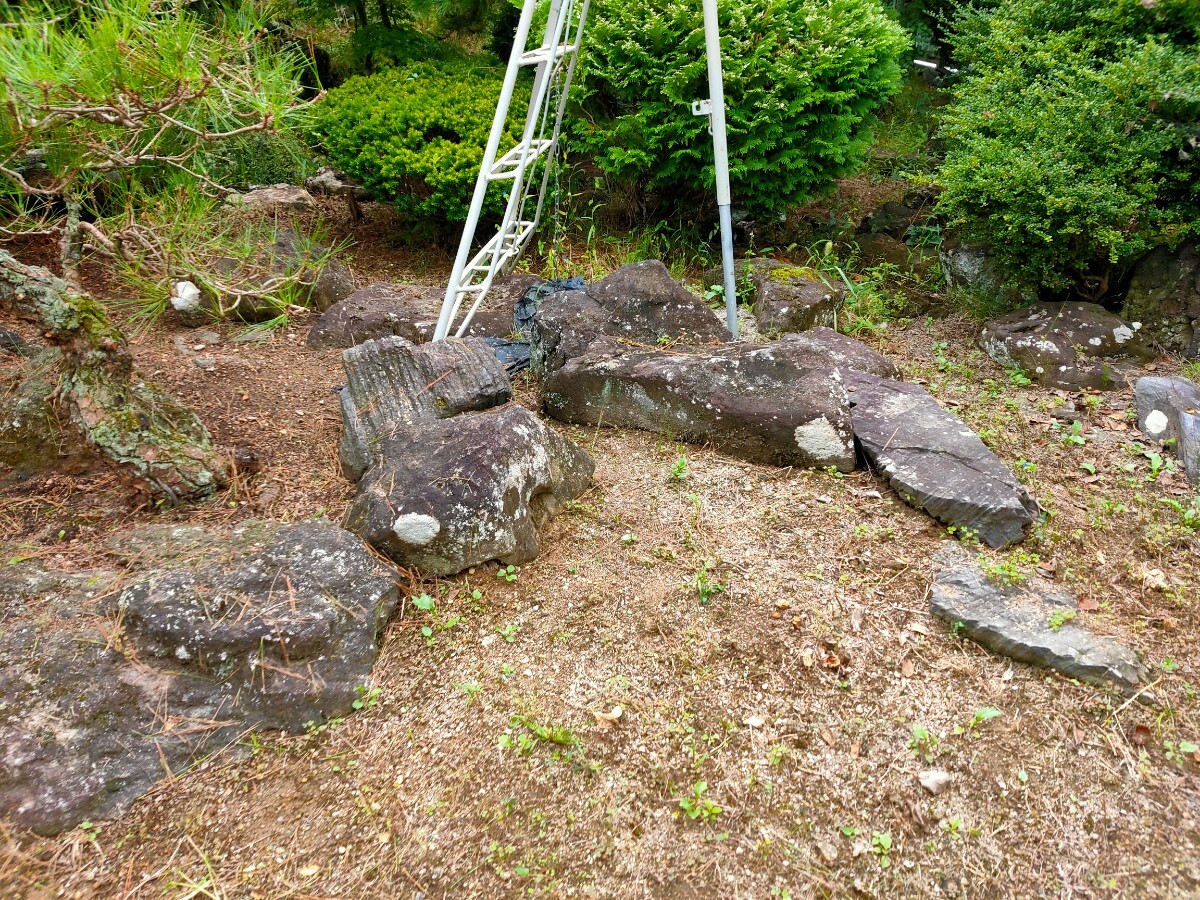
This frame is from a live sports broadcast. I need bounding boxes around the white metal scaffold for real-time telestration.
[433,0,739,342]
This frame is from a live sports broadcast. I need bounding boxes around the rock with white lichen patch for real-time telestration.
[0,522,398,835]
[930,543,1149,694]
[847,371,1041,547]
[343,405,594,575]
[1134,375,1200,484]
[981,302,1155,390]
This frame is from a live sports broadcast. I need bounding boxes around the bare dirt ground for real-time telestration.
[2,201,1198,899]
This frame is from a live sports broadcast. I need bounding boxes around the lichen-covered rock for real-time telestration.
[981,302,1155,390]
[225,184,315,212]
[847,371,1040,547]
[338,336,512,482]
[1121,243,1200,358]
[930,543,1149,694]
[0,523,398,834]
[539,331,863,470]
[704,259,840,335]
[1135,375,1200,484]
[344,405,594,575]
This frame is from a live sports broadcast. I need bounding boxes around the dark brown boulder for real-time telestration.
[344,405,594,576]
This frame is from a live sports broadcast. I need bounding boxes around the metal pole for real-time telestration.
[434,0,540,341]
[701,0,738,337]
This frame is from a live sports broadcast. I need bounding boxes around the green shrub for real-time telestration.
[333,24,450,76]
[202,131,321,190]
[937,0,1200,296]
[311,59,528,225]
[570,0,910,221]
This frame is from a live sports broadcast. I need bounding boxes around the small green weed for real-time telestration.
[679,781,721,823]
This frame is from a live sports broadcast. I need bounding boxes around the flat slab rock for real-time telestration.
[539,327,897,470]
[930,543,1149,693]
[981,302,1154,390]
[1135,375,1200,484]
[338,335,512,482]
[344,404,594,576]
[847,370,1040,547]
[0,522,398,834]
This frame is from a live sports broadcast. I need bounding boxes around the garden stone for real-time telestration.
[338,335,512,482]
[185,229,354,324]
[846,370,1039,547]
[703,259,840,335]
[930,543,1149,694]
[308,283,445,349]
[981,301,1154,390]
[308,280,521,350]
[1121,242,1200,357]
[1134,375,1200,484]
[538,332,861,470]
[940,237,1034,308]
[0,523,399,834]
[225,184,315,212]
[587,260,729,345]
[343,405,594,576]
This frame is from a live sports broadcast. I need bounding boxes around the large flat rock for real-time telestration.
[847,370,1039,547]
[930,544,1148,693]
[540,332,867,470]
[0,522,399,834]
[343,405,594,575]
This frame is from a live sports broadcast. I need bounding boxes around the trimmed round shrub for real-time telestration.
[937,0,1200,296]
[311,60,529,224]
[569,0,911,220]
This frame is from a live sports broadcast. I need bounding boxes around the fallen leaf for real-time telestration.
[823,652,842,670]
[1130,723,1152,747]
[850,608,863,633]
[801,648,815,668]
[900,657,915,678]
[593,706,624,729]
[918,769,952,795]
[298,865,320,878]
[1078,598,1099,612]
[819,725,836,747]
[1140,568,1169,591]
[743,715,765,728]
[906,622,931,636]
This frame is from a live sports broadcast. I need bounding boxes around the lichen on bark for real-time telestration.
[0,249,227,499]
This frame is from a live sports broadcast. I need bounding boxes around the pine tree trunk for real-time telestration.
[0,249,227,500]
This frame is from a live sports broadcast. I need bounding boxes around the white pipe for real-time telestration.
[701,0,738,337]
[434,0,541,341]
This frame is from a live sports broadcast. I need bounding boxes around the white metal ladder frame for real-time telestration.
[433,0,739,342]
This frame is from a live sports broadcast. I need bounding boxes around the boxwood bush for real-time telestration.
[311,60,528,224]
[937,0,1200,296]
[570,0,910,221]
